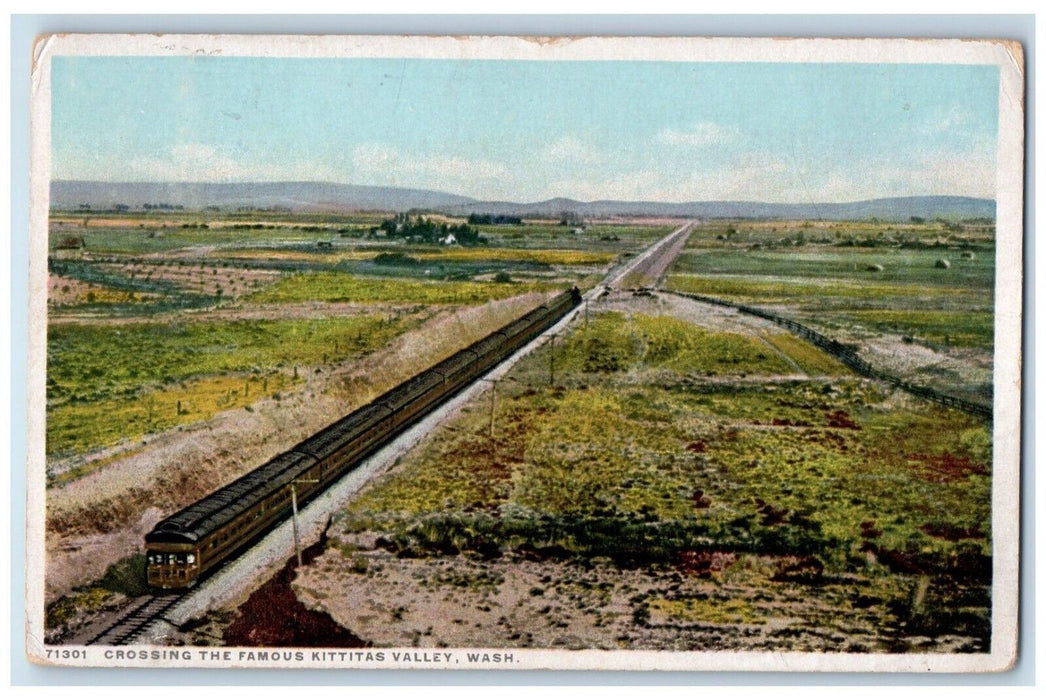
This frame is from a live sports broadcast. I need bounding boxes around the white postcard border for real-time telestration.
[26,33,1025,673]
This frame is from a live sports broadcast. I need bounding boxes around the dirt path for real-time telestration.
[595,288,786,337]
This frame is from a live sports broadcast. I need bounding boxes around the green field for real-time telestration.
[45,213,645,463]
[249,272,561,305]
[476,223,672,251]
[348,310,989,561]
[49,219,637,314]
[50,217,671,258]
[215,246,615,267]
[341,310,991,648]
[48,372,302,470]
[46,314,423,458]
[665,222,996,357]
[555,312,799,376]
[50,224,343,255]
[666,273,989,306]
[839,309,995,349]
[672,248,994,289]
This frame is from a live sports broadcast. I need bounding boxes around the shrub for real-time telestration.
[373,252,420,267]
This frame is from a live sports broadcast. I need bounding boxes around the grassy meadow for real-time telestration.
[46,313,423,461]
[45,211,996,651]
[665,220,995,353]
[248,273,559,305]
[45,212,648,471]
[335,308,991,650]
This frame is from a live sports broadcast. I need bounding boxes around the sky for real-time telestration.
[50,56,1000,203]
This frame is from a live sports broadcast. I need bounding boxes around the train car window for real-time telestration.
[187,554,196,564]
[167,555,176,565]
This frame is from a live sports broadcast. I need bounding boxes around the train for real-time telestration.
[144,287,583,589]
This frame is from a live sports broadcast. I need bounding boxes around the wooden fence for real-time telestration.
[666,290,992,421]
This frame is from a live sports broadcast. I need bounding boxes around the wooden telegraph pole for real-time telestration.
[290,478,319,568]
[548,333,559,386]
[484,378,499,440]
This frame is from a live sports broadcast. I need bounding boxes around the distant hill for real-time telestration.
[444,196,996,222]
[51,180,995,222]
[50,181,477,213]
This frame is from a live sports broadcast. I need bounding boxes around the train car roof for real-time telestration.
[469,332,507,355]
[294,402,392,460]
[500,315,543,338]
[145,289,580,547]
[146,450,317,544]
[374,369,445,412]
[429,347,478,378]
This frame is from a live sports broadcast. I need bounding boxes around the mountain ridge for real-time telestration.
[50,180,996,222]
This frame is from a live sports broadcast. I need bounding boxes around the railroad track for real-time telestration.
[77,224,699,646]
[85,593,186,646]
[604,222,694,290]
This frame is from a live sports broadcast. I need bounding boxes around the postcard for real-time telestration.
[26,33,1023,672]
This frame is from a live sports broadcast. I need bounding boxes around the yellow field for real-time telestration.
[49,372,300,475]
[215,247,615,266]
[213,249,373,263]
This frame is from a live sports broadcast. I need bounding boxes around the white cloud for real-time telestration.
[875,151,996,200]
[59,142,346,183]
[544,150,797,203]
[537,143,995,204]
[126,143,264,182]
[547,170,662,202]
[350,143,399,169]
[351,143,510,195]
[920,105,975,135]
[66,135,994,204]
[537,136,607,165]
[656,122,741,148]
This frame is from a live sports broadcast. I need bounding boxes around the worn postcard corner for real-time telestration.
[26,33,1023,673]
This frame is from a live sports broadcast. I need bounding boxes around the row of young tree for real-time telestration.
[467,213,522,225]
